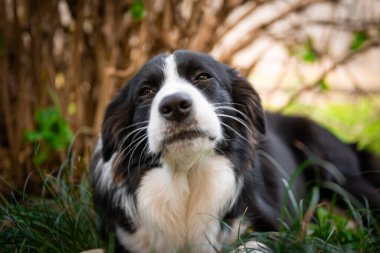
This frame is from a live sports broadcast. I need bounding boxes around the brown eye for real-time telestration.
[139,86,155,97]
[195,72,211,81]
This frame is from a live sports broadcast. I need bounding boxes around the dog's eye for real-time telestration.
[139,87,155,97]
[195,72,211,81]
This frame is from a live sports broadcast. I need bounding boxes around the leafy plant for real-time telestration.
[350,31,369,51]
[130,0,146,21]
[319,79,329,92]
[290,36,319,63]
[302,37,318,63]
[25,107,73,164]
[0,159,103,252]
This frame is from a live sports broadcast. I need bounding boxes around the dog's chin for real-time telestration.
[157,130,217,162]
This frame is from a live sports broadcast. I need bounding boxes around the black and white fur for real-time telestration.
[91,50,380,253]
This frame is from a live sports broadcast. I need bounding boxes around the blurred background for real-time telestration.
[1,0,379,195]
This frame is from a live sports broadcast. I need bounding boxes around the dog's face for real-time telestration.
[101,50,265,176]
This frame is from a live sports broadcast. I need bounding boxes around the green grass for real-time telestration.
[1,153,379,252]
[283,96,380,154]
[231,193,380,253]
[0,153,103,253]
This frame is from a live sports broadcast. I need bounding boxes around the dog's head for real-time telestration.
[101,50,265,175]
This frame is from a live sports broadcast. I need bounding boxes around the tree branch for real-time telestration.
[220,0,334,63]
[215,0,271,43]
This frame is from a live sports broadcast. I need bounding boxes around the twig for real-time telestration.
[307,19,380,31]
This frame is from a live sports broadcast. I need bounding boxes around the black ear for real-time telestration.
[228,68,266,135]
[101,87,133,161]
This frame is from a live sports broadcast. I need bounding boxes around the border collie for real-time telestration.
[91,50,380,253]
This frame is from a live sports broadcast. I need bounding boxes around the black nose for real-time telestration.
[159,92,193,121]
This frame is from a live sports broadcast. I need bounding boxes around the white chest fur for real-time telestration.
[118,155,238,253]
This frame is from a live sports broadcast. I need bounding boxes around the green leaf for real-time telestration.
[350,31,368,51]
[130,0,146,21]
[290,37,319,63]
[319,79,329,91]
[24,106,73,165]
[24,131,43,142]
[302,37,318,63]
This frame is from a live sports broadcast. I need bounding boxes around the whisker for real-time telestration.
[149,152,160,169]
[141,98,154,104]
[142,143,160,167]
[220,122,249,142]
[117,121,149,132]
[126,135,149,174]
[119,134,148,179]
[124,135,148,180]
[214,105,249,120]
[217,113,253,134]
[138,103,153,109]
[115,121,149,137]
[121,133,147,158]
[213,102,245,107]
[114,132,147,168]
[138,141,150,170]
[137,98,154,110]
[119,126,148,150]
[214,146,226,156]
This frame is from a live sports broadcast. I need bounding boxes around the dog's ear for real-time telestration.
[101,86,133,161]
[227,68,266,135]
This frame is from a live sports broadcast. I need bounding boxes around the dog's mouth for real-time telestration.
[163,129,215,146]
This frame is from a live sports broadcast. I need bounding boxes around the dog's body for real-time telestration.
[91,50,380,253]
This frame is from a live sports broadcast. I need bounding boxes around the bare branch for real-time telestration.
[220,0,334,63]
[307,19,380,31]
[215,0,272,43]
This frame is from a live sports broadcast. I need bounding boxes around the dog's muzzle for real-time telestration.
[147,80,223,155]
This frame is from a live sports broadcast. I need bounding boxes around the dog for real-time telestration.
[90,50,380,253]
